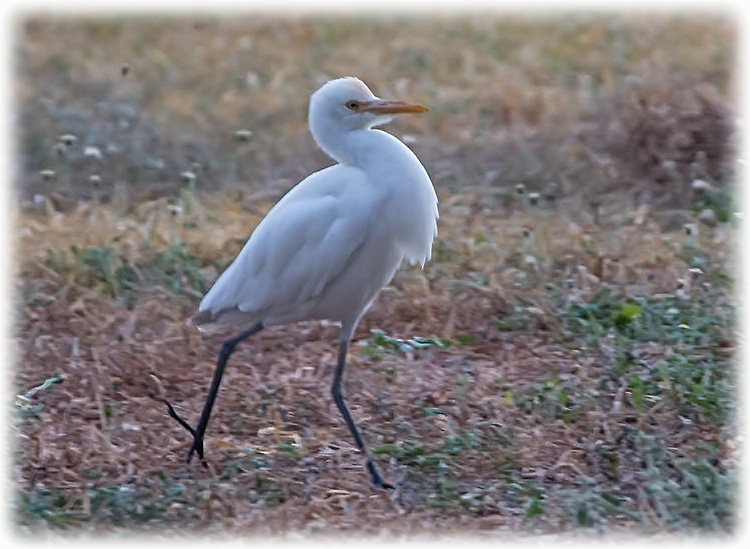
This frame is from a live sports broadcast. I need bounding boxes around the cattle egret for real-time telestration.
[165,77,438,489]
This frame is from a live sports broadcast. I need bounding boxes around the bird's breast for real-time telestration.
[353,132,438,266]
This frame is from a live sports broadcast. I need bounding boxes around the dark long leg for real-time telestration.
[331,338,393,490]
[166,321,264,463]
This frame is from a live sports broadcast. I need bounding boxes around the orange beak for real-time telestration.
[359,99,428,114]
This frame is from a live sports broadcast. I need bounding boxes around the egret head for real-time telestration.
[309,77,427,163]
[310,77,427,133]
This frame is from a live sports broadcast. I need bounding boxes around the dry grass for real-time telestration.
[12,13,738,537]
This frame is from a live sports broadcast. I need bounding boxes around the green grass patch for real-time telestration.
[559,288,735,424]
[634,432,735,531]
[33,241,219,308]
[363,329,453,359]
[16,476,187,529]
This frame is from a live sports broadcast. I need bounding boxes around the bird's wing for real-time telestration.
[198,167,372,321]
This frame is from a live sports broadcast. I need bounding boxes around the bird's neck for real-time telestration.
[310,121,363,166]
[313,127,406,171]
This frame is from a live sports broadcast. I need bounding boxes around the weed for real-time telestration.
[558,288,735,423]
[635,432,735,532]
[15,373,66,413]
[212,451,287,508]
[15,477,187,530]
[31,240,217,308]
[16,489,81,528]
[692,184,734,223]
[372,441,432,467]
[431,238,461,263]
[501,478,548,518]
[441,429,475,456]
[517,376,585,424]
[141,241,214,297]
[524,494,545,519]
[558,481,640,531]
[493,300,538,332]
[363,329,452,360]
[250,472,286,507]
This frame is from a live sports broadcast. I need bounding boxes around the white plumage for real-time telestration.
[195,76,438,341]
[167,77,438,489]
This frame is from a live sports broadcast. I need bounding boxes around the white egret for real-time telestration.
[165,77,438,489]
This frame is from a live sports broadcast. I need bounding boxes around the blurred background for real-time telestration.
[17,16,735,209]
[13,13,738,535]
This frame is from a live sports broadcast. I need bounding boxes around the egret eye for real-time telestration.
[346,100,359,111]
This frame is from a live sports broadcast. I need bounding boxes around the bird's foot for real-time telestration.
[367,459,395,491]
[187,437,206,466]
[163,399,208,468]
